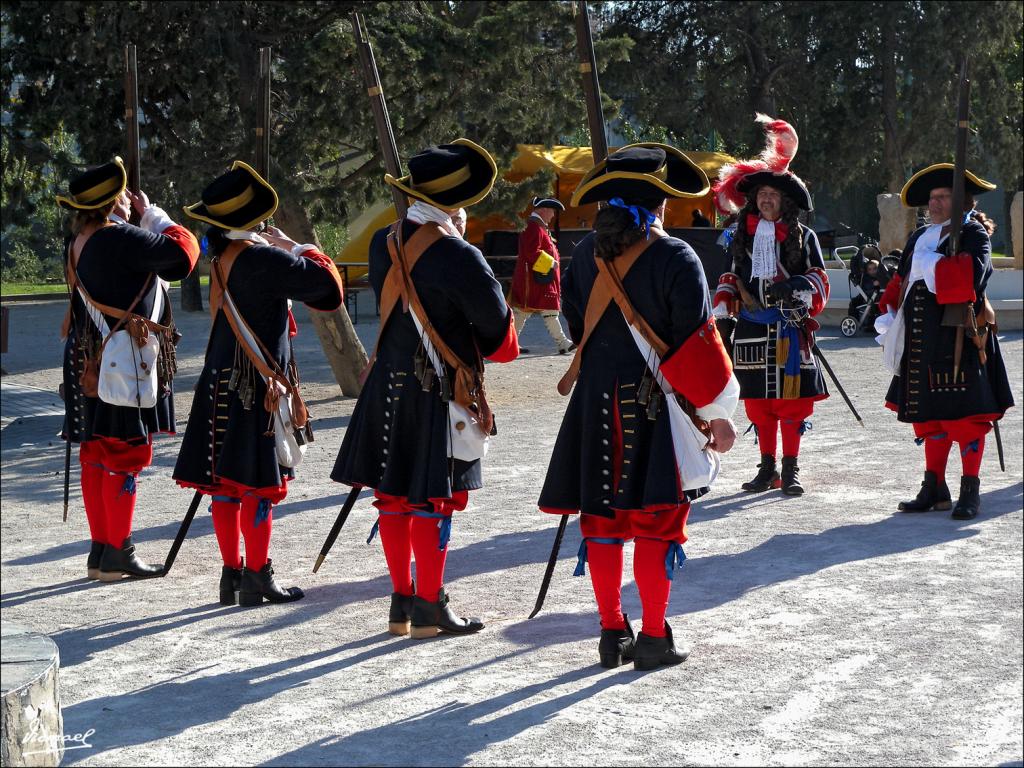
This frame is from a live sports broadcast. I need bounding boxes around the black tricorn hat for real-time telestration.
[531,196,565,211]
[900,163,996,208]
[56,157,127,210]
[570,143,709,206]
[184,160,279,230]
[385,139,497,210]
[737,170,813,211]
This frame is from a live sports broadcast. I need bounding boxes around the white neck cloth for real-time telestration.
[407,200,461,238]
[751,218,779,280]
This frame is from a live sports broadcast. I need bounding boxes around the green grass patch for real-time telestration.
[1,281,68,296]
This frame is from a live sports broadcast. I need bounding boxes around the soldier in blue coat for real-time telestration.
[174,161,343,607]
[59,157,199,581]
[539,145,739,670]
[332,139,519,639]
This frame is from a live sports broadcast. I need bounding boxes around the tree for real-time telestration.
[2,0,624,393]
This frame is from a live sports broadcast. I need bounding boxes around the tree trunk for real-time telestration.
[273,200,368,397]
[880,19,904,192]
[180,271,203,312]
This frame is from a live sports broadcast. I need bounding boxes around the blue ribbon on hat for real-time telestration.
[608,197,656,237]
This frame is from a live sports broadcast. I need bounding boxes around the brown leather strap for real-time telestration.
[65,224,165,342]
[209,242,299,418]
[556,228,666,396]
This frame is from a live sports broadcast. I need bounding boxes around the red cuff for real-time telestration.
[878,273,903,314]
[804,267,829,316]
[660,317,732,408]
[302,249,345,312]
[485,309,520,363]
[162,224,200,272]
[935,253,976,305]
[287,309,298,338]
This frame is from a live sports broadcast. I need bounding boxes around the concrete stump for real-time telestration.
[0,625,63,767]
[1011,191,1023,269]
[878,193,917,255]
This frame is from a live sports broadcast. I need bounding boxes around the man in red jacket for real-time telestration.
[507,197,574,354]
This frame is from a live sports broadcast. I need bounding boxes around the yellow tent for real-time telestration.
[334,144,735,274]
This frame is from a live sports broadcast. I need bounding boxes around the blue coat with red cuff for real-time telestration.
[881,218,1013,423]
[173,243,343,495]
[62,217,199,446]
[538,232,733,518]
[331,219,518,504]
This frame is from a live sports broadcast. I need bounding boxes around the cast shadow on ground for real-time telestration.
[675,482,1023,616]
[60,632,421,765]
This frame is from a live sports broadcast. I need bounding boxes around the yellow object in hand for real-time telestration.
[533,250,555,274]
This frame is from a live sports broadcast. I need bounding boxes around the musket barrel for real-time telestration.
[949,56,969,256]
[123,43,141,193]
[256,47,272,181]
[352,11,407,218]
[574,1,609,163]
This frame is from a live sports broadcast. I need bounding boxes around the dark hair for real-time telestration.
[69,201,117,235]
[204,225,231,257]
[729,185,803,273]
[972,209,996,235]
[593,196,664,261]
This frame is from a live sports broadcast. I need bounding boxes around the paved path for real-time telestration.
[1,297,1021,766]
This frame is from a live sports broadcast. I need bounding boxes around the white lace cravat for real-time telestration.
[751,218,778,280]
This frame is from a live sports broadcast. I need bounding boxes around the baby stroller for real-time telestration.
[839,241,898,337]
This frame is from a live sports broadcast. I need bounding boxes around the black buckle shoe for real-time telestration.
[780,457,804,496]
[238,559,304,606]
[389,581,415,636]
[87,541,105,580]
[410,587,484,638]
[742,454,779,492]
[98,536,163,582]
[898,471,953,512]
[599,614,636,668]
[951,476,981,520]
[633,621,689,671]
[219,558,243,605]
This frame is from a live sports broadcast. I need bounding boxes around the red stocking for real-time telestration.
[587,541,625,630]
[79,445,107,544]
[378,514,414,595]
[210,499,242,569]
[959,435,985,478]
[102,471,137,548]
[240,496,272,571]
[410,515,448,603]
[780,419,803,458]
[633,538,671,638]
[925,434,953,476]
[744,400,778,457]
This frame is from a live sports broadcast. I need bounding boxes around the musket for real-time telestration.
[947,56,971,381]
[124,44,141,224]
[531,1,611,619]
[256,47,272,181]
[312,12,406,573]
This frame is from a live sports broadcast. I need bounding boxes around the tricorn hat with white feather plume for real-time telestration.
[713,114,812,213]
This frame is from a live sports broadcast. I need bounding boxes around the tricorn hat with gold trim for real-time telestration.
[184,160,279,230]
[385,139,497,210]
[56,157,127,210]
[900,163,996,208]
[570,143,709,207]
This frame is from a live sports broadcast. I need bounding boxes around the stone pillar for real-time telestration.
[1011,191,1023,269]
[877,193,917,255]
[1,625,63,767]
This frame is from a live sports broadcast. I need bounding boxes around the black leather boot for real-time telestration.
[98,536,163,582]
[633,621,689,671]
[742,454,779,492]
[410,587,483,638]
[780,457,804,496]
[87,541,105,580]
[599,614,636,669]
[898,471,952,512]
[238,559,304,606]
[951,476,981,520]
[389,584,415,636]
[219,558,243,606]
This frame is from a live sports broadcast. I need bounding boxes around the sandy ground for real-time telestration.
[1,296,1022,767]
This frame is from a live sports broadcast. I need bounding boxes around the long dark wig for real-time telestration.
[729,185,805,274]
